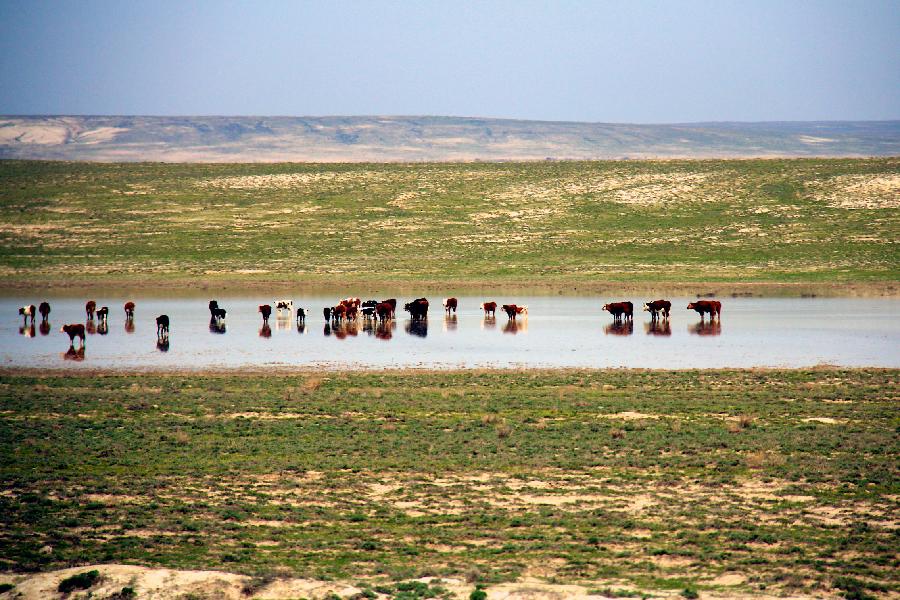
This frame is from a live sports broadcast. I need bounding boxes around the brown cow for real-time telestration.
[124,301,136,319]
[442,297,458,314]
[96,306,109,322]
[603,302,633,322]
[404,298,429,320]
[259,304,272,323]
[481,301,497,317]
[687,300,721,321]
[380,298,397,318]
[501,304,528,320]
[61,323,86,347]
[375,302,393,321]
[331,303,347,321]
[85,300,96,319]
[643,299,671,320]
[38,302,51,322]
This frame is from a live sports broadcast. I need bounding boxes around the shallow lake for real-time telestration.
[2,295,899,370]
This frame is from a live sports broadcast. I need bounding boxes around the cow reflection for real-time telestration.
[323,323,332,337]
[297,321,306,334]
[645,320,671,337]
[604,321,634,336]
[503,319,527,335]
[362,319,375,336]
[375,320,394,340]
[19,324,36,338]
[124,320,135,334]
[405,319,428,338]
[481,316,496,330]
[209,320,227,334]
[63,346,86,361]
[275,316,291,331]
[97,321,109,335]
[259,324,272,338]
[86,320,97,335]
[39,321,51,336]
[689,320,722,336]
[156,335,170,352]
[333,320,360,340]
[443,315,458,332]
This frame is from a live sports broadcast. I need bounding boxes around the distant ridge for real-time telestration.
[1,115,898,161]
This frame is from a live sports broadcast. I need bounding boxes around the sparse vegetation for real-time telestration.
[0,368,896,597]
[57,569,100,593]
[0,158,897,290]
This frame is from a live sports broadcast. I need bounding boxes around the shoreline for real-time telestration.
[3,278,898,298]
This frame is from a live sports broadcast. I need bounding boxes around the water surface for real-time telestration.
[3,295,898,370]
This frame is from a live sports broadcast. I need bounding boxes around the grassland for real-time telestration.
[1,369,897,598]
[0,158,898,292]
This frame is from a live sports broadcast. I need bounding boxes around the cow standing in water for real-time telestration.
[61,323,86,347]
[259,304,272,323]
[442,298,458,314]
[603,302,633,322]
[85,300,97,320]
[501,304,528,320]
[643,299,671,321]
[481,301,497,317]
[18,305,36,325]
[124,301,136,319]
[687,300,721,321]
[380,298,397,318]
[156,315,170,337]
[39,302,51,322]
[404,298,429,321]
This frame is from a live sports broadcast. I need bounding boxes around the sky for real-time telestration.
[0,0,897,122]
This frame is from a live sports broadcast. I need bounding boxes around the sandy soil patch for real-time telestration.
[811,174,900,209]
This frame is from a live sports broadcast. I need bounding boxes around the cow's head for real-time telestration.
[602,304,610,311]
[642,303,650,311]
[687,302,696,310]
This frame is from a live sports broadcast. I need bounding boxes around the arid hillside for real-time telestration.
[1,116,898,162]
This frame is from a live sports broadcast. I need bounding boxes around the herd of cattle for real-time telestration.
[16,296,723,349]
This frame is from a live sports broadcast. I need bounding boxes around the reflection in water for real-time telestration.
[86,320,97,335]
[690,320,722,336]
[275,316,291,331]
[97,321,109,335]
[333,320,360,339]
[297,321,306,334]
[503,319,527,335]
[604,321,634,336]
[443,315,458,332]
[323,323,332,337]
[63,346,85,361]
[481,316,496,330]
[645,320,671,337]
[376,320,395,340]
[156,336,170,352]
[124,320,135,334]
[259,324,272,338]
[39,321,50,336]
[209,319,227,334]
[19,324,36,338]
[406,319,428,338]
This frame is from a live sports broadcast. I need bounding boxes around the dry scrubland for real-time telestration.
[0,158,897,291]
[0,370,898,599]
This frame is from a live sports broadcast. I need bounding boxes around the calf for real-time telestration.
[18,305,36,324]
[96,306,109,322]
[38,302,51,322]
[442,298,458,314]
[275,300,293,315]
[85,300,96,320]
[156,315,170,337]
[481,301,497,317]
[259,304,272,323]
[296,307,306,323]
[124,301,136,319]
[687,300,721,321]
[404,298,429,320]
[61,323,86,347]
[323,306,332,321]
[643,299,671,321]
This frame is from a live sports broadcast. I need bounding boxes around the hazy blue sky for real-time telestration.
[0,0,897,122]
